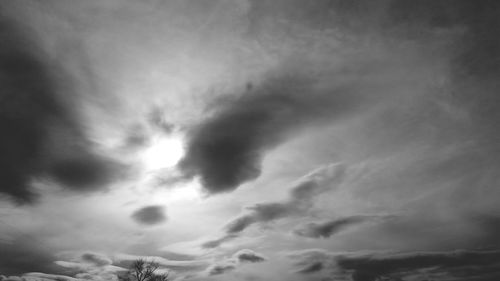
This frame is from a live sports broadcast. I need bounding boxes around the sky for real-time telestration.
[0,1,500,280]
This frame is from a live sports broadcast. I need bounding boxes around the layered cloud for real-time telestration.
[289,249,500,281]
[113,253,209,273]
[292,215,393,239]
[54,251,125,281]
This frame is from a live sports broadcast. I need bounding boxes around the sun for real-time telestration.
[141,135,185,170]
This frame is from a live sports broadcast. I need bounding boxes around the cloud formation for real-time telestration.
[113,253,210,272]
[227,163,346,233]
[293,215,392,239]
[289,248,500,281]
[54,251,125,281]
[0,13,125,204]
[233,249,267,263]
[80,252,113,267]
[0,18,65,203]
[206,249,267,276]
[178,67,375,195]
[202,163,347,248]
[131,205,167,226]
[22,272,80,281]
[2,1,500,281]
[206,261,237,276]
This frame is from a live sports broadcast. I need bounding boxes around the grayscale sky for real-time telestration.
[1,1,500,281]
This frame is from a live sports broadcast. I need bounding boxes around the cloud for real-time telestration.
[113,253,210,272]
[48,154,126,192]
[177,66,376,195]
[53,252,126,281]
[233,249,267,263]
[23,273,80,281]
[0,13,125,204]
[206,249,267,276]
[206,260,237,276]
[80,252,113,267]
[201,163,347,249]
[288,248,500,281]
[226,163,346,232]
[293,215,393,239]
[224,215,258,235]
[131,205,167,226]
[200,234,239,249]
[0,251,123,281]
[0,17,65,203]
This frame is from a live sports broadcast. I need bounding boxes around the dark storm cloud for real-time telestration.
[178,73,366,194]
[0,18,63,203]
[131,205,167,225]
[289,248,500,281]
[0,15,125,203]
[292,215,381,239]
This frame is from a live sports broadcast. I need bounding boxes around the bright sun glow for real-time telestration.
[164,182,202,203]
[142,136,185,170]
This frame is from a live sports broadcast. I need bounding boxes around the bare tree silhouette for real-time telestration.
[120,259,169,281]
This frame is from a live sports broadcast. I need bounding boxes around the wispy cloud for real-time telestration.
[206,249,267,276]
[201,163,347,248]
[292,215,394,239]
